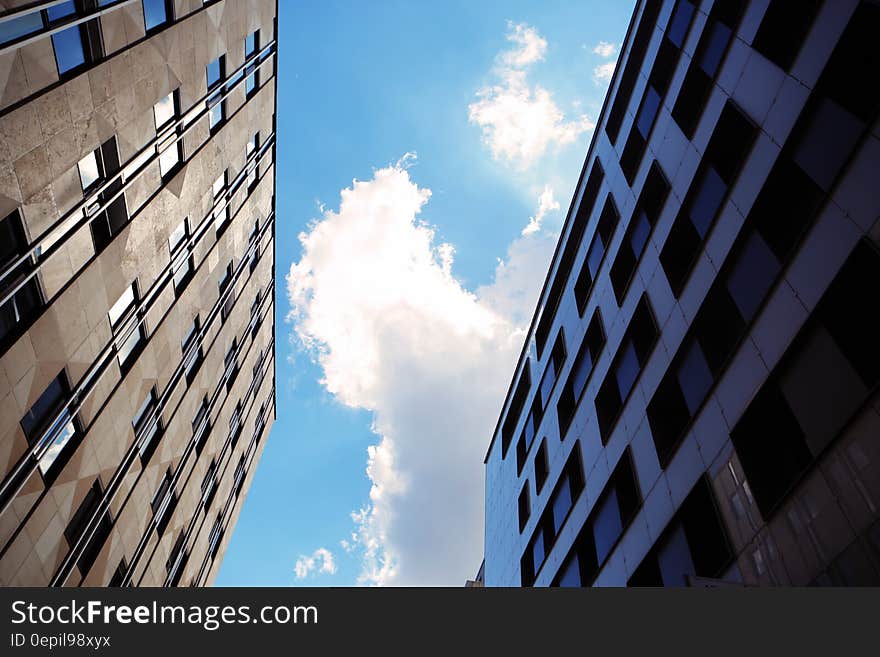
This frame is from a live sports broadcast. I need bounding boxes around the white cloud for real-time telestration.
[468,22,594,170]
[592,41,618,58]
[294,548,337,580]
[593,61,616,84]
[286,159,554,585]
[501,21,547,67]
[522,184,560,236]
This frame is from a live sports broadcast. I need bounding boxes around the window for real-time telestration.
[108,282,146,371]
[249,220,261,273]
[245,30,260,96]
[605,0,663,144]
[48,2,101,77]
[192,397,210,455]
[233,456,246,496]
[154,89,183,179]
[554,449,640,587]
[556,309,606,436]
[212,171,229,234]
[246,133,259,189]
[142,0,173,33]
[752,0,821,71]
[595,295,658,442]
[208,514,223,558]
[535,330,566,425]
[731,241,880,518]
[535,161,604,357]
[201,459,218,508]
[661,101,756,295]
[64,479,112,578]
[151,469,177,535]
[20,371,82,478]
[229,401,243,446]
[252,348,266,392]
[501,360,531,458]
[521,443,584,585]
[169,218,194,295]
[0,11,43,47]
[573,195,619,313]
[219,261,234,321]
[166,532,187,587]
[534,439,549,494]
[249,292,262,337]
[133,386,161,461]
[223,339,239,391]
[628,477,731,586]
[206,55,226,130]
[672,0,747,138]
[518,483,530,533]
[182,316,203,386]
[83,138,129,253]
[1,209,44,349]
[609,162,670,305]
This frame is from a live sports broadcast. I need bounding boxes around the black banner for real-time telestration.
[0,587,875,654]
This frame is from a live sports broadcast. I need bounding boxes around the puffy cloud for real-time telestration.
[468,23,594,170]
[501,22,547,67]
[294,548,337,580]
[593,61,616,84]
[286,159,554,585]
[592,41,618,58]
[522,184,560,236]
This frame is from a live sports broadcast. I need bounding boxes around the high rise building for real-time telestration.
[0,0,277,586]
[483,0,880,586]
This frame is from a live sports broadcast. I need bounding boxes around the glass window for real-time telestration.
[725,232,780,322]
[51,24,86,75]
[1,210,43,344]
[699,21,732,77]
[615,340,640,401]
[552,475,572,535]
[0,11,43,46]
[133,388,160,457]
[688,167,726,238]
[108,284,135,327]
[636,86,661,138]
[657,524,696,586]
[20,372,79,476]
[629,209,652,261]
[667,0,695,48]
[78,151,101,192]
[169,219,187,252]
[64,480,112,576]
[213,171,226,198]
[245,31,258,58]
[592,488,622,564]
[531,532,545,576]
[143,0,171,32]
[676,341,713,415]
[518,484,530,532]
[206,56,224,89]
[793,98,864,193]
[557,555,581,587]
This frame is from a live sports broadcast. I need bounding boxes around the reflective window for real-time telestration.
[725,232,780,322]
[143,0,172,32]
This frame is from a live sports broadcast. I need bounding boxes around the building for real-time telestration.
[0,0,277,586]
[483,0,880,587]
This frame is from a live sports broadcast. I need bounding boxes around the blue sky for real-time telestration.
[216,0,635,586]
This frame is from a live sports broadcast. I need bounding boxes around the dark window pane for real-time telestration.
[552,475,572,535]
[792,98,864,192]
[593,488,622,564]
[699,21,732,76]
[725,232,780,322]
[676,341,713,415]
[657,523,696,586]
[752,0,821,71]
[501,360,530,458]
[557,555,581,587]
[688,167,726,238]
[636,85,661,138]
[667,0,695,48]
[615,340,640,400]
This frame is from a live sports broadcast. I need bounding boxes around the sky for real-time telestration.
[216,0,635,587]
